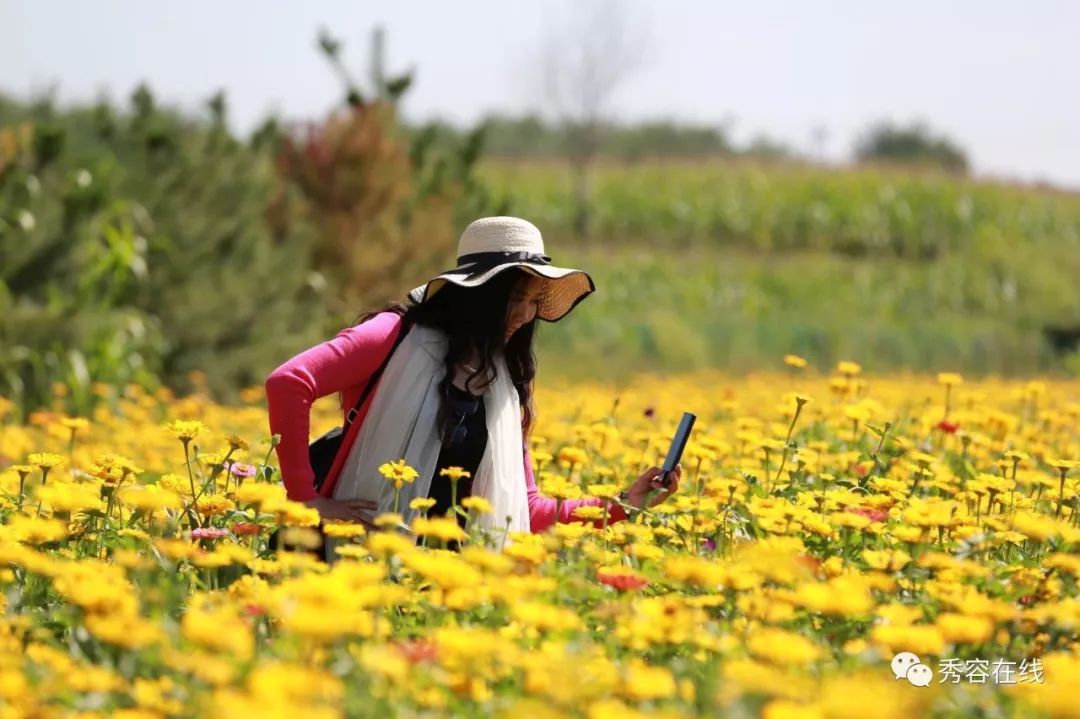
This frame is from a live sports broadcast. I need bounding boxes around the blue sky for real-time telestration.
[3,0,1078,187]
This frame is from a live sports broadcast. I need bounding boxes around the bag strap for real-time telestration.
[343,315,413,429]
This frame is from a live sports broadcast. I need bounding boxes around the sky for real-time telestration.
[2,0,1078,188]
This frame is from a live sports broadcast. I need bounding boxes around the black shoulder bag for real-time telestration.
[270,316,412,559]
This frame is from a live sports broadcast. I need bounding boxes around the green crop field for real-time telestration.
[481,159,1080,259]
[478,160,1080,379]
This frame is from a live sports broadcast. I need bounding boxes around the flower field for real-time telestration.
[1,365,1078,718]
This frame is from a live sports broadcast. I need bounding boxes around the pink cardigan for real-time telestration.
[265,311,627,532]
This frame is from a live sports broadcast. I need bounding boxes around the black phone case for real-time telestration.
[660,412,696,486]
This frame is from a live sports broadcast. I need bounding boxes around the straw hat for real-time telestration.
[406,217,595,322]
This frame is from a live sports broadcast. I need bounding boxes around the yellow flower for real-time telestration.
[817,673,928,719]
[372,512,406,529]
[88,453,143,483]
[836,360,862,377]
[747,628,822,665]
[408,497,437,513]
[511,601,583,632]
[862,549,912,572]
[870,623,946,656]
[379,459,419,489]
[532,450,554,469]
[6,464,35,478]
[167,420,205,442]
[195,494,235,517]
[571,505,605,521]
[3,515,69,544]
[541,478,583,500]
[1010,512,1059,542]
[439,466,471,482]
[36,483,106,514]
[59,416,90,432]
[557,446,589,467]
[783,354,808,369]
[357,644,410,683]
[629,542,665,562]
[27,452,63,470]
[586,483,621,499]
[412,516,467,542]
[224,434,249,451]
[935,612,994,644]
[621,659,677,701]
[181,601,254,659]
[762,700,825,719]
[322,522,367,538]
[830,512,871,530]
[937,372,964,386]
[790,576,874,617]
[460,496,493,514]
[1047,458,1078,473]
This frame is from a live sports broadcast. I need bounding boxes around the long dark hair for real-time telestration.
[353,267,539,444]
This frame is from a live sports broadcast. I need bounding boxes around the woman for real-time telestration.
[265,217,681,545]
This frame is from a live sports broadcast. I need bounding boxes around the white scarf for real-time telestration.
[328,322,530,554]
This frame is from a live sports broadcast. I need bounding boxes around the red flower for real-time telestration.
[797,554,822,572]
[231,522,261,536]
[937,419,959,434]
[597,570,648,592]
[394,639,439,664]
[243,603,266,617]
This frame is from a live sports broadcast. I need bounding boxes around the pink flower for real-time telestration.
[849,506,889,523]
[191,527,228,540]
[393,639,439,664]
[230,462,257,478]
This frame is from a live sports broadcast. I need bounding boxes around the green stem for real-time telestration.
[870,422,893,475]
[33,468,50,518]
[16,472,27,512]
[182,441,202,530]
[1056,470,1067,519]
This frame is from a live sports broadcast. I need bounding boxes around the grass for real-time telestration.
[532,246,1077,381]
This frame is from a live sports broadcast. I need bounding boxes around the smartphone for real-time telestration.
[659,411,696,487]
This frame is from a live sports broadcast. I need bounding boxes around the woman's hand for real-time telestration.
[304,496,379,528]
[624,464,682,510]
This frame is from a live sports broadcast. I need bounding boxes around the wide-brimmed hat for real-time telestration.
[406,216,595,322]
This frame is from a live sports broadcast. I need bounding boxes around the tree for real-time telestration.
[0,87,323,413]
[276,28,495,325]
[855,121,969,174]
[534,0,650,239]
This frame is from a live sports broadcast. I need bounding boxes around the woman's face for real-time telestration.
[504,275,543,343]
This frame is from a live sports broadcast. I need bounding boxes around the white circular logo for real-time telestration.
[891,652,933,686]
